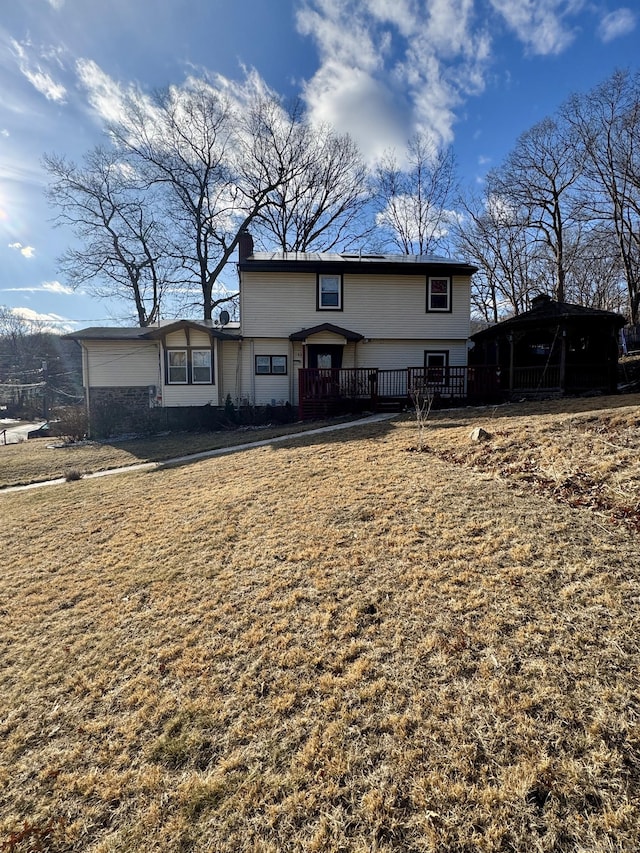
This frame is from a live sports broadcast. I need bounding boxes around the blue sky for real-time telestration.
[0,0,637,330]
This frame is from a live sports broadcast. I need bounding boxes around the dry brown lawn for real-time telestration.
[0,419,352,490]
[1,396,640,852]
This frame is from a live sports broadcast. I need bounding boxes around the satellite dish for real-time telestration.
[218,310,230,326]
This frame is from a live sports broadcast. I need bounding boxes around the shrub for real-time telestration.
[55,404,88,442]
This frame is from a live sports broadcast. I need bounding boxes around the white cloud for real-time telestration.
[297,0,383,74]
[75,58,132,126]
[10,37,67,102]
[42,280,74,295]
[301,60,411,162]
[297,0,492,163]
[2,280,74,294]
[488,0,580,55]
[10,306,74,333]
[598,8,636,42]
[8,242,35,259]
[47,0,65,9]
[23,67,66,102]
[1,129,9,137]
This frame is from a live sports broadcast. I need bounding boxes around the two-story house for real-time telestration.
[67,231,477,434]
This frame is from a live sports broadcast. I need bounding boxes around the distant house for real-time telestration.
[67,232,479,434]
[469,294,625,397]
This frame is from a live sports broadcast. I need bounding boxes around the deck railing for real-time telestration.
[512,365,561,390]
[298,366,503,416]
[298,362,615,417]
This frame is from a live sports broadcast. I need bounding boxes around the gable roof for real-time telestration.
[239,251,478,277]
[143,320,241,341]
[65,319,241,342]
[471,295,625,343]
[63,327,151,341]
[289,322,365,342]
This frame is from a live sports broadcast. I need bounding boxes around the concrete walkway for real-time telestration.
[1,413,398,494]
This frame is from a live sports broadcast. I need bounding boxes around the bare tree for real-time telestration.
[44,147,174,326]
[108,80,306,320]
[566,69,640,321]
[254,116,371,252]
[563,225,629,314]
[0,308,82,414]
[488,116,583,303]
[374,134,457,256]
[454,191,533,322]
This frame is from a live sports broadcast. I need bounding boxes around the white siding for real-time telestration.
[241,271,471,340]
[304,331,347,345]
[220,340,242,402]
[355,340,468,369]
[84,341,160,387]
[227,338,467,406]
[234,338,293,406]
[164,329,211,347]
[162,385,219,406]
[252,338,290,406]
[160,337,220,407]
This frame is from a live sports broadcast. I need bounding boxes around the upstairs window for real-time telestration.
[166,348,213,384]
[318,274,343,310]
[427,277,451,312]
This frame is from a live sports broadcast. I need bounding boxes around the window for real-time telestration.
[192,350,212,383]
[166,348,214,384]
[318,274,343,310]
[168,350,188,383]
[424,350,449,385]
[427,277,451,312]
[255,355,287,375]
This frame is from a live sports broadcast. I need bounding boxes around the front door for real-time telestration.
[307,344,343,369]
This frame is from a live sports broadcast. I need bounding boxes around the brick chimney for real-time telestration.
[238,229,254,262]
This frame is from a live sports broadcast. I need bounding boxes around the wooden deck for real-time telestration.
[298,366,503,419]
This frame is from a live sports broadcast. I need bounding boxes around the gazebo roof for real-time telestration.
[471,294,625,342]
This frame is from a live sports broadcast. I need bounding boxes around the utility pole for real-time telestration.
[42,360,48,420]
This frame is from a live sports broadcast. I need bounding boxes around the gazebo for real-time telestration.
[469,295,625,397]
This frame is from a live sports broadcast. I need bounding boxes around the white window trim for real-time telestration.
[167,349,188,384]
[424,350,450,386]
[192,349,212,384]
[255,355,288,375]
[318,273,343,310]
[427,276,452,313]
[166,347,214,385]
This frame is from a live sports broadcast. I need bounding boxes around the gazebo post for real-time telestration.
[508,332,514,392]
[559,326,567,392]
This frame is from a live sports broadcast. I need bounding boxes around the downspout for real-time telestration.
[250,339,255,404]
[289,339,294,405]
[158,342,164,407]
[82,342,91,438]
[235,341,242,404]
[214,338,221,404]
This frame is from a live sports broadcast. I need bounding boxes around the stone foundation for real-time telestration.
[87,387,296,438]
[88,387,159,437]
